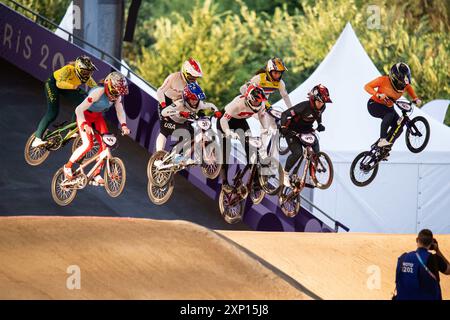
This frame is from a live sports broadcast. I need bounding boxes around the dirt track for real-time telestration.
[0,216,309,299]
[219,231,450,299]
[1,216,448,300]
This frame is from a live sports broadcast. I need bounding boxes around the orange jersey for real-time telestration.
[364,75,418,107]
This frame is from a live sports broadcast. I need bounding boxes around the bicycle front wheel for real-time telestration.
[219,188,245,224]
[147,178,174,205]
[104,157,126,197]
[250,179,265,205]
[201,147,222,180]
[311,152,334,190]
[406,116,430,153]
[279,187,301,218]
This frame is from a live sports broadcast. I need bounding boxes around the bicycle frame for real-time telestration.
[44,122,78,141]
[264,107,285,157]
[225,163,259,207]
[234,162,258,187]
[283,149,308,202]
[298,147,313,190]
[61,145,113,189]
[77,146,112,180]
[156,116,216,172]
[226,136,264,200]
[286,132,318,195]
[387,111,410,144]
[385,98,420,144]
[362,100,417,169]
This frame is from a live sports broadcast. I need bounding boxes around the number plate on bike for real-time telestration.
[268,108,282,119]
[197,118,211,130]
[300,133,316,145]
[102,134,118,147]
[397,101,412,112]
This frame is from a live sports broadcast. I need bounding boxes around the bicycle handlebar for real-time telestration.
[84,127,126,137]
[185,110,222,121]
[385,96,413,107]
[282,128,318,138]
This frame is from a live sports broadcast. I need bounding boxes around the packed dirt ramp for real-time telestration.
[218,231,450,300]
[0,216,311,299]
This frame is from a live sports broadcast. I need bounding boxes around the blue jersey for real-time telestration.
[87,86,113,113]
[395,248,441,300]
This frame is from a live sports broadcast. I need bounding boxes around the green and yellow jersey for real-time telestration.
[53,65,97,90]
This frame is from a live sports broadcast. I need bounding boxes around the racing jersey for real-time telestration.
[364,75,418,107]
[220,95,271,136]
[156,71,190,105]
[240,73,292,109]
[75,86,127,126]
[281,100,324,133]
[53,64,97,90]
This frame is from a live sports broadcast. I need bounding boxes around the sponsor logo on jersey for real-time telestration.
[164,122,176,130]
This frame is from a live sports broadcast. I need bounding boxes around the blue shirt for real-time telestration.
[395,248,442,300]
[87,86,113,113]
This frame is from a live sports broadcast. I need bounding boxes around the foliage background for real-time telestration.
[7,0,71,27]
[9,0,450,124]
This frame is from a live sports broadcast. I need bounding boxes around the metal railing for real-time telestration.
[4,0,350,233]
[4,0,157,90]
[299,194,349,232]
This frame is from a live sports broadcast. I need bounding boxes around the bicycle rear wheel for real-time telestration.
[350,151,379,187]
[24,133,50,166]
[147,150,173,187]
[51,167,77,206]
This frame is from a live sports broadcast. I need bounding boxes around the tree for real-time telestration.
[10,0,71,27]
[133,0,449,106]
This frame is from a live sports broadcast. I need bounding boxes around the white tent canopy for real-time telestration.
[54,1,74,41]
[421,100,449,124]
[274,23,450,233]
